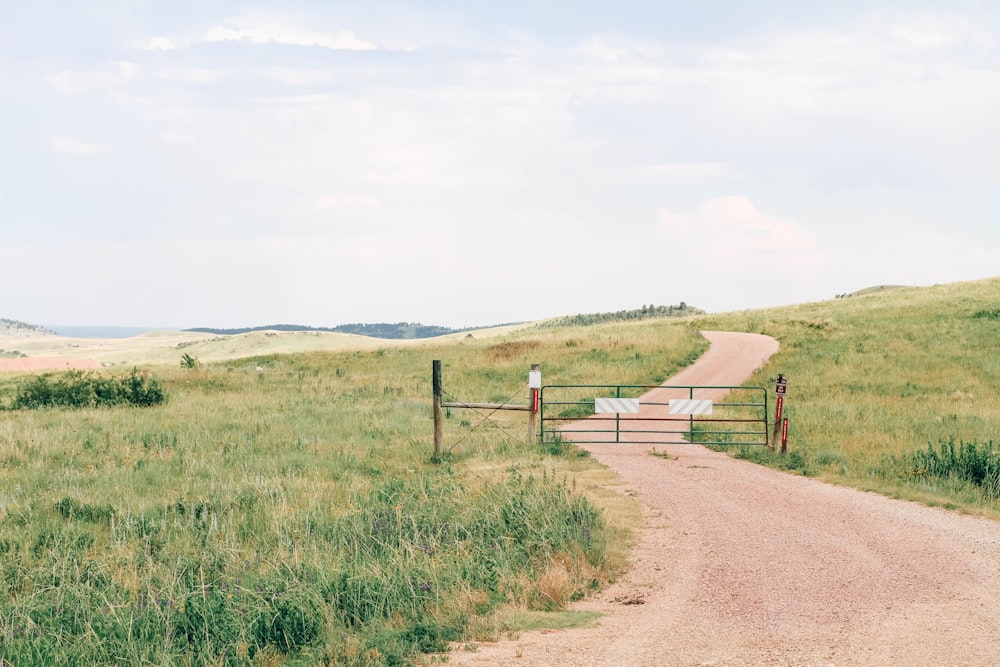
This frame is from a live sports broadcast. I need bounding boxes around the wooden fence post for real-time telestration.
[432,360,443,460]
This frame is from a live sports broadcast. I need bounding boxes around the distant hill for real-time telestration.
[0,318,56,337]
[188,305,705,339]
[184,322,518,340]
[536,302,703,328]
[835,285,909,298]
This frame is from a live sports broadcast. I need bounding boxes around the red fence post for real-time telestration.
[771,395,783,449]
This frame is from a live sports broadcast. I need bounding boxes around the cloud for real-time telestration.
[143,36,175,51]
[853,229,998,287]
[48,136,102,155]
[162,132,197,144]
[156,68,226,85]
[638,163,741,181]
[578,33,664,63]
[262,68,336,86]
[313,193,382,211]
[203,24,376,50]
[45,62,139,94]
[658,196,821,272]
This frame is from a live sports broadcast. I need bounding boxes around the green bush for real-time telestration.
[10,369,166,409]
[910,439,1000,497]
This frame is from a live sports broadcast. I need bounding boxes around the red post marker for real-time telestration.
[781,418,789,454]
[770,395,784,449]
[531,388,540,414]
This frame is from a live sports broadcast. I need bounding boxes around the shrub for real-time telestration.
[972,307,1000,320]
[910,439,1000,498]
[10,369,166,409]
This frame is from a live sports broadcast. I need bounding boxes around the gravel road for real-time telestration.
[448,331,1000,666]
[0,357,101,371]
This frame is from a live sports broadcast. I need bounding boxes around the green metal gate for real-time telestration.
[540,384,769,446]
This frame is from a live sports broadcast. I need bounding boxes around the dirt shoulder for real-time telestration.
[448,331,1000,666]
[0,357,102,372]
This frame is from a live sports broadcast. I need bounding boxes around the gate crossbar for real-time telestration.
[540,384,769,446]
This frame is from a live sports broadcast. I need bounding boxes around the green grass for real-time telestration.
[0,322,701,665]
[508,609,602,632]
[3,276,1000,663]
[693,276,1000,515]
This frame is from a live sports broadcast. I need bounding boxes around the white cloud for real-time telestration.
[48,136,102,155]
[45,62,139,94]
[658,196,821,272]
[162,132,197,144]
[203,24,376,50]
[638,163,741,181]
[883,12,993,53]
[851,229,998,287]
[686,11,999,117]
[263,68,335,86]
[156,68,226,85]
[11,4,999,326]
[313,193,382,211]
[143,36,175,51]
[578,34,664,63]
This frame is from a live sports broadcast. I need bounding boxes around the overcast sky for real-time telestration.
[2,1,998,329]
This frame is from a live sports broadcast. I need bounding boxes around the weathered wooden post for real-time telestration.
[432,360,443,460]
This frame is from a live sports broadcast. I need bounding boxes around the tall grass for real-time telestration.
[5,276,998,663]
[0,320,702,665]
[891,439,1000,499]
[694,277,1000,514]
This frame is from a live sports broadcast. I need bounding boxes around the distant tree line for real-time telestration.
[535,303,702,329]
[186,305,701,339]
[0,318,55,336]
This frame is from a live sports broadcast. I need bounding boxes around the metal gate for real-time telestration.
[540,384,769,446]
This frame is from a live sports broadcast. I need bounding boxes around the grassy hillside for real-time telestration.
[0,320,702,665]
[693,276,1000,515]
[0,325,530,368]
[0,318,55,337]
[2,276,999,664]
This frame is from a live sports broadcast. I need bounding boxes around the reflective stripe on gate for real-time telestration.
[669,399,713,415]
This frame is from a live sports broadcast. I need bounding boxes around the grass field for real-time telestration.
[694,277,1000,516]
[0,322,699,665]
[2,275,999,664]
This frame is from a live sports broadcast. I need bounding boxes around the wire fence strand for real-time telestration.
[442,383,528,454]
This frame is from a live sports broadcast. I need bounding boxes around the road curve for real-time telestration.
[448,331,1000,666]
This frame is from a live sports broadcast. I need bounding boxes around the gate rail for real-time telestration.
[540,384,769,446]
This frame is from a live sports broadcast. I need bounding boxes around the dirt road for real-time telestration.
[0,358,101,372]
[448,331,1000,666]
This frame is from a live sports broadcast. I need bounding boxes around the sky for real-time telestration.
[2,1,998,329]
